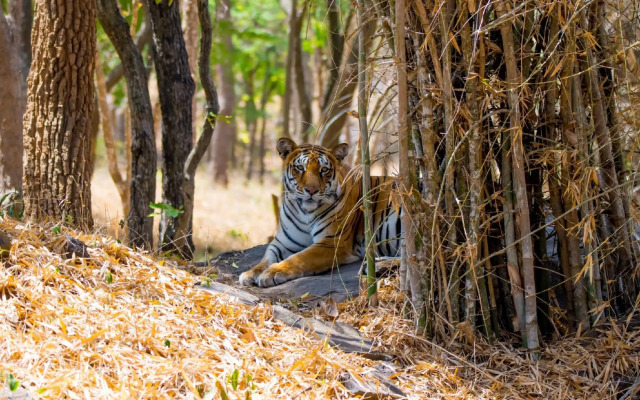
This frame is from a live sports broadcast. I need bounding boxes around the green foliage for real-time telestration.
[5,373,19,392]
[148,202,184,218]
[105,270,114,284]
[0,191,23,220]
[52,226,61,235]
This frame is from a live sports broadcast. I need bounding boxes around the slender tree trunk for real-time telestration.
[145,0,195,256]
[0,11,25,194]
[294,1,312,141]
[319,7,374,149]
[245,69,258,181]
[95,53,130,217]
[182,0,199,140]
[321,0,345,111]
[97,0,157,249]
[358,0,377,306]
[210,0,236,186]
[282,0,298,139]
[22,0,96,229]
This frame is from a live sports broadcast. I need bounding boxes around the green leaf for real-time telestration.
[8,374,18,392]
[52,226,61,235]
[230,369,239,390]
[105,271,113,284]
[164,339,170,347]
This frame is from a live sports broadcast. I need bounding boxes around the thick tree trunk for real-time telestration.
[145,0,195,255]
[97,0,157,249]
[209,0,236,186]
[22,0,96,229]
[0,12,25,194]
[173,0,220,256]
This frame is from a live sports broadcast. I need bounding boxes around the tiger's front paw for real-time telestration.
[256,262,302,288]
[239,270,257,286]
[239,262,269,286]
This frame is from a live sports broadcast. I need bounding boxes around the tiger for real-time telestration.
[239,137,401,288]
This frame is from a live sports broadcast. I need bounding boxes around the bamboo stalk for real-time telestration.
[496,0,539,350]
[357,0,377,306]
[438,0,460,326]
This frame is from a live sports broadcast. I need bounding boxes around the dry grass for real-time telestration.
[1,217,639,399]
[91,165,280,260]
[0,218,374,399]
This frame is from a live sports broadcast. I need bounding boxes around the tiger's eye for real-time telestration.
[321,167,329,174]
[295,165,304,172]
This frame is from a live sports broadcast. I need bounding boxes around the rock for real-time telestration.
[62,234,90,259]
[339,369,406,399]
[198,281,392,361]
[0,388,32,400]
[202,245,364,303]
[0,228,11,259]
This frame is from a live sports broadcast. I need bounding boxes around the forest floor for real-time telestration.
[1,217,639,399]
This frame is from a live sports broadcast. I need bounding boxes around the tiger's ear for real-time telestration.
[332,143,349,162]
[276,137,297,159]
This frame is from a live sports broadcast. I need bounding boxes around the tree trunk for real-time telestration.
[319,8,375,149]
[145,0,195,256]
[0,11,25,194]
[182,0,199,140]
[320,0,345,111]
[209,0,236,186]
[22,0,96,229]
[245,69,258,181]
[95,53,130,217]
[173,0,220,256]
[97,0,157,249]
[293,1,312,141]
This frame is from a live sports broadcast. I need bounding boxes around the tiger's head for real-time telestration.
[276,137,350,213]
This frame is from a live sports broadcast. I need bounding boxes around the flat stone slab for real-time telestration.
[198,280,393,362]
[200,245,365,303]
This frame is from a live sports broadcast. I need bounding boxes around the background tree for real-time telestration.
[209,0,236,186]
[22,0,96,228]
[97,0,157,249]
[145,0,195,256]
[0,0,31,194]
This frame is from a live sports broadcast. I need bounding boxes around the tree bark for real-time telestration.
[97,0,157,249]
[22,0,96,229]
[145,0,195,255]
[0,11,25,194]
[209,0,236,186]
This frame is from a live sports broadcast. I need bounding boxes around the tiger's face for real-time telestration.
[277,138,349,213]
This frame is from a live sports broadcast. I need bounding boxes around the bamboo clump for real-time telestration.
[360,0,640,350]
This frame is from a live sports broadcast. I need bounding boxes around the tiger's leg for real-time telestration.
[238,238,298,286]
[256,241,359,287]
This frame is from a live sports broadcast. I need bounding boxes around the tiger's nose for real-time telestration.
[304,187,319,195]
